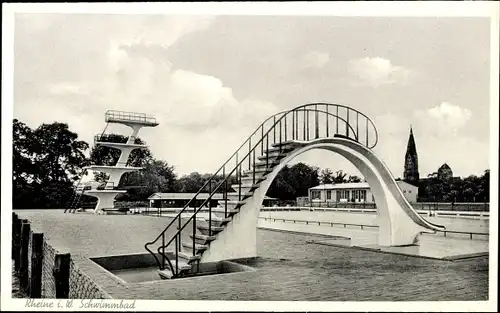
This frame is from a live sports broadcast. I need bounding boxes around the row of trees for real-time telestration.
[12,119,331,208]
[319,168,362,184]
[417,170,490,203]
[13,119,89,209]
[13,119,490,209]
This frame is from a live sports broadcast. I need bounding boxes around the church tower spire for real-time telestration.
[403,125,419,184]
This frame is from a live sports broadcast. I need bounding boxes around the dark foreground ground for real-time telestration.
[13,210,488,301]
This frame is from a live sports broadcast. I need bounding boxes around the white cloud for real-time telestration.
[348,57,413,87]
[426,102,472,128]
[371,111,486,178]
[99,15,216,51]
[414,102,472,134]
[301,51,330,69]
[14,15,282,175]
[49,82,87,96]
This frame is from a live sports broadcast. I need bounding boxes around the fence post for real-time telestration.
[30,233,44,298]
[12,213,18,259]
[13,218,25,272]
[53,253,71,299]
[19,221,31,293]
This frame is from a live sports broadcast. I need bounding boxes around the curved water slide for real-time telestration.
[146,102,446,276]
[340,138,445,231]
[284,138,445,236]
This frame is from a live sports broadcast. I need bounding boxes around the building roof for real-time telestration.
[310,182,370,190]
[148,192,276,200]
[439,163,452,170]
[309,180,418,190]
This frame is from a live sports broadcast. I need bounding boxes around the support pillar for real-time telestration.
[12,213,19,259]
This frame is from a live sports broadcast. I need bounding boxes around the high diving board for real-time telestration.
[105,110,159,127]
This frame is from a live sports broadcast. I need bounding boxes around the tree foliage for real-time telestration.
[12,119,89,209]
[267,163,320,200]
[174,172,238,193]
[118,159,177,201]
[347,175,362,183]
[12,118,491,209]
[319,168,334,184]
[418,169,490,202]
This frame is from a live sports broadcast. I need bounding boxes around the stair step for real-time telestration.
[158,269,175,279]
[218,200,245,206]
[190,234,217,243]
[264,145,295,154]
[231,183,259,190]
[253,159,281,168]
[178,251,202,262]
[212,207,240,215]
[240,176,266,183]
[210,215,232,223]
[197,224,225,232]
[212,204,242,211]
[181,242,208,252]
[158,260,192,279]
[271,140,301,148]
[244,168,272,175]
[204,215,232,226]
[257,153,288,161]
[226,191,253,199]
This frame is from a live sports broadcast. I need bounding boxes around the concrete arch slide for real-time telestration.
[201,138,445,263]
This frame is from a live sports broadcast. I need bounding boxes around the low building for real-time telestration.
[148,192,277,208]
[308,180,418,204]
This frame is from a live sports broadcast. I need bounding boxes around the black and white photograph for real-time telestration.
[1,2,498,311]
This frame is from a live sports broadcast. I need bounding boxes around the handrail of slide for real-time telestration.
[145,103,379,274]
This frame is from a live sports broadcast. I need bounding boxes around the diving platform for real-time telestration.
[94,134,147,149]
[85,190,128,215]
[65,110,159,214]
[84,165,143,176]
[105,110,159,127]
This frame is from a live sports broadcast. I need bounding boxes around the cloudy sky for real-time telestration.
[12,13,492,179]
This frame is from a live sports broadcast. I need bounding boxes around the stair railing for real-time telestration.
[145,103,378,275]
[144,110,290,269]
[64,169,88,213]
[151,108,363,274]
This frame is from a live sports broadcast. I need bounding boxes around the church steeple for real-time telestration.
[404,125,419,184]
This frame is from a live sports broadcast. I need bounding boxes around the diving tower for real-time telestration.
[67,110,158,214]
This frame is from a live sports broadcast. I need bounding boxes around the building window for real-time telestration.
[353,190,359,201]
[360,190,366,202]
[311,190,321,200]
[337,190,349,201]
[350,189,367,202]
[337,190,349,200]
[326,190,332,200]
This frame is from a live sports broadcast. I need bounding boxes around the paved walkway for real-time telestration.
[15,210,179,256]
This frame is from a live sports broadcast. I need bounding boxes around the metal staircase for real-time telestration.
[64,169,90,213]
[145,103,379,279]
